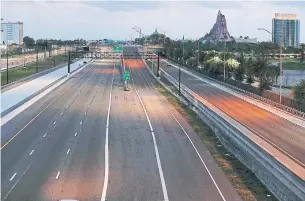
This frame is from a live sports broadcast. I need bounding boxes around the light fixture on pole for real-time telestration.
[132,26,142,38]
[258,27,283,104]
[158,28,166,45]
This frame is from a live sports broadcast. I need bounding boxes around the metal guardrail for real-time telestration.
[146,59,305,201]
[164,60,305,119]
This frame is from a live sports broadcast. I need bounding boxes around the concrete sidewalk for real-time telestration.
[1,58,90,116]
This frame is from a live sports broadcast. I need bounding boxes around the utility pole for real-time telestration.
[54,49,56,67]
[223,39,226,82]
[258,27,284,103]
[301,43,304,63]
[157,52,160,77]
[180,36,184,96]
[36,43,38,73]
[279,23,284,104]
[197,39,200,67]
[68,51,71,73]
[6,44,9,84]
[65,44,67,63]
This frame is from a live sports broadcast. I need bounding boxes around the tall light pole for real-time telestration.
[258,27,283,103]
[158,28,166,45]
[132,26,142,39]
[221,36,227,82]
[197,39,200,67]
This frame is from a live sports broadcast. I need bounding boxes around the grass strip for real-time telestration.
[1,54,67,85]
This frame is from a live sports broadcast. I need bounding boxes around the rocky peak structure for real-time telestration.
[203,10,232,42]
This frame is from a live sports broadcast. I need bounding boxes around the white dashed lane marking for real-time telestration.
[55,172,60,180]
[43,133,47,138]
[75,132,78,136]
[9,173,17,181]
[67,149,70,154]
[29,150,35,156]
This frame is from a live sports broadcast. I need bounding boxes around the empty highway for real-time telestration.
[158,59,305,167]
[1,47,242,201]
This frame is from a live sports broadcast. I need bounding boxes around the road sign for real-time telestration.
[113,46,123,52]
[124,71,130,81]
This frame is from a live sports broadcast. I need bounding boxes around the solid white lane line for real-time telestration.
[67,149,70,154]
[55,172,60,180]
[100,61,115,201]
[75,132,78,136]
[140,66,227,201]
[129,70,169,201]
[9,173,17,181]
[29,149,35,156]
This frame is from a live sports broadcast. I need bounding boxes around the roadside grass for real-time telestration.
[6,50,46,59]
[1,54,67,85]
[155,86,277,201]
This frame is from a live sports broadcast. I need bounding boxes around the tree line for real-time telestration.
[139,33,305,102]
[23,36,87,48]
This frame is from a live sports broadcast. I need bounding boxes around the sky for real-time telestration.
[1,1,304,43]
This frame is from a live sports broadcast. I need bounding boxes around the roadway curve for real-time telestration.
[157,59,305,167]
[1,49,242,201]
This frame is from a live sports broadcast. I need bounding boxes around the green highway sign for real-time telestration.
[124,71,130,81]
[113,46,123,52]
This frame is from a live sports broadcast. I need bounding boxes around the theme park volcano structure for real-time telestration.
[203,10,232,42]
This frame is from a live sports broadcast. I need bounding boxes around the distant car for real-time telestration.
[167,64,171,66]
[83,61,87,64]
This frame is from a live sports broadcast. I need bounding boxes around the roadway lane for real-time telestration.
[1,60,114,201]
[108,46,242,201]
[105,60,164,201]
[158,59,305,167]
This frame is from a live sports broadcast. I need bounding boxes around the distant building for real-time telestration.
[233,37,257,44]
[1,21,23,45]
[272,13,300,47]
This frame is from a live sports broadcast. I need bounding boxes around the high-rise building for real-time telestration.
[1,21,23,45]
[272,13,300,47]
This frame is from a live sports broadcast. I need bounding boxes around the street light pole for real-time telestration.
[197,39,200,67]
[65,44,67,63]
[36,43,38,73]
[258,27,283,104]
[54,49,56,67]
[6,44,9,84]
[223,40,226,82]
[159,28,166,45]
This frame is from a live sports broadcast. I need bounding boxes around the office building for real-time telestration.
[272,13,300,47]
[1,21,23,45]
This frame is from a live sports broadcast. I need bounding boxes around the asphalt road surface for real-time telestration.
[1,50,242,201]
[158,59,305,168]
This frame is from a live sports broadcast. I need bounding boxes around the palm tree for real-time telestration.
[249,55,279,90]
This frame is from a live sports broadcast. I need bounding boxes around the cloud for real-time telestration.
[1,1,304,43]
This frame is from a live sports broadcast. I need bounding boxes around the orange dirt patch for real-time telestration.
[124,59,145,70]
